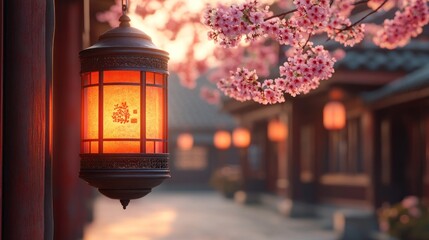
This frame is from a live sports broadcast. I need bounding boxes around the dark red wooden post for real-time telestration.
[3,0,48,239]
[0,0,3,237]
[53,1,92,239]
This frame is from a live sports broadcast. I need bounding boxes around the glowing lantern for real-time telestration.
[177,133,193,150]
[268,119,288,142]
[79,4,170,209]
[233,128,251,148]
[214,131,231,150]
[323,101,346,130]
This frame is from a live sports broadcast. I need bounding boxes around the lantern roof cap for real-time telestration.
[80,15,169,73]
[80,19,169,58]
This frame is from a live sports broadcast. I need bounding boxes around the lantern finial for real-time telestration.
[119,14,131,27]
[119,0,130,27]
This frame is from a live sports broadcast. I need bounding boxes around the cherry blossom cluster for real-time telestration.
[202,0,270,47]
[326,0,364,47]
[326,15,365,47]
[205,40,278,104]
[280,45,336,97]
[99,0,429,106]
[292,0,330,32]
[374,0,429,49]
[200,86,221,105]
[217,67,286,104]
[218,45,335,104]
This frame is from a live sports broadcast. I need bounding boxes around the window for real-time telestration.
[324,117,364,174]
[175,146,208,170]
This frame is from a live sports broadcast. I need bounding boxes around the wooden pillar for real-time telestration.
[53,1,92,239]
[0,0,4,237]
[3,0,49,239]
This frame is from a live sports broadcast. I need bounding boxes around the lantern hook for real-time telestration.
[122,0,128,14]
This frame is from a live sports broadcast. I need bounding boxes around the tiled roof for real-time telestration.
[362,63,429,103]
[333,41,429,72]
[168,74,236,131]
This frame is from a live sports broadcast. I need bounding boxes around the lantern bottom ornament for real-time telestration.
[80,154,170,209]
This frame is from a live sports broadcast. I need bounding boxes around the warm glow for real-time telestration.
[323,101,346,130]
[84,197,176,240]
[127,0,276,63]
[82,70,167,154]
[268,119,288,142]
[233,128,251,148]
[213,130,231,150]
[177,133,194,150]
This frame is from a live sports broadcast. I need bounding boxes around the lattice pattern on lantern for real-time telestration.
[81,70,167,154]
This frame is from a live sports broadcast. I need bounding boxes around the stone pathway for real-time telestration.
[84,191,338,240]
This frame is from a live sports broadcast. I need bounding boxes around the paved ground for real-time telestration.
[83,191,338,240]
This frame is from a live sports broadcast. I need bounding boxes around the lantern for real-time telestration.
[79,4,170,209]
[323,101,346,130]
[233,128,251,148]
[177,133,193,150]
[214,130,231,150]
[268,119,288,142]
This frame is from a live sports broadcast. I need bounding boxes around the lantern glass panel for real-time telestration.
[83,86,99,140]
[103,70,140,83]
[103,85,141,139]
[146,72,155,84]
[146,86,164,140]
[146,141,155,153]
[155,73,164,85]
[103,141,140,153]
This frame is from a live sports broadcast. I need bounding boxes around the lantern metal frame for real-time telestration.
[79,10,170,209]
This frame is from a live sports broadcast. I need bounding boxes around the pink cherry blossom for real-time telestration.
[402,196,419,209]
[374,0,429,49]
[200,86,221,105]
[217,44,334,104]
[99,0,429,106]
[331,49,346,61]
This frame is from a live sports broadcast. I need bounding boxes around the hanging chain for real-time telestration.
[122,0,128,15]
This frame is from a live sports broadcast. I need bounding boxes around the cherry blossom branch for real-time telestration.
[353,0,370,6]
[302,33,312,49]
[264,9,297,21]
[341,0,388,31]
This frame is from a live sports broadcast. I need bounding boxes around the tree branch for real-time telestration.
[265,0,370,22]
[264,9,297,21]
[339,0,388,32]
[353,0,370,6]
[302,32,312,49]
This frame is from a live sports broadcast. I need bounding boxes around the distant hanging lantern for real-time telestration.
[233,128,251,148]
[323,101,346,130]
[177,133,193,150]
[268,119,288,142]
[214,130,231,150]
[79,2,170,209]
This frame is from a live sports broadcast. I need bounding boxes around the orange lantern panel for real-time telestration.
[323,101,346,130]
[268,119,288,142]
[81,70,167,154]
[177,133,194,150]
[214,131,231,150]
[233,128,251,148]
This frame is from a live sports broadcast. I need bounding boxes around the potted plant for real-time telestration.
[378,196,429,240]
[210,165,243,199]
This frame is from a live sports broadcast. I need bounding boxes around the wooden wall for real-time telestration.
[3,0,51,239]
[0,0,3,237]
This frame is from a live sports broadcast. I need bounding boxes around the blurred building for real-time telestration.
[223,41,429,239]
[166,74,239,189]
